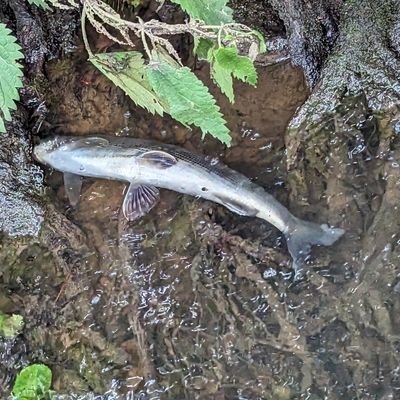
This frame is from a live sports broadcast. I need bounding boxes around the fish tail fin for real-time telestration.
[285,218,345,276]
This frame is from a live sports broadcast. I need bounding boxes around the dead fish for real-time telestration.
[34,135,344,272]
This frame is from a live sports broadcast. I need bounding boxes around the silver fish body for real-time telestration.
[34,135,345,271]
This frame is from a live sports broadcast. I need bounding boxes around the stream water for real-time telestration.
[1,47,400,400]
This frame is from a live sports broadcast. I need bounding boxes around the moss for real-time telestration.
[0,312,24,338]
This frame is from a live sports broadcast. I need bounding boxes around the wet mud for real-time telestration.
[2,1,400,399]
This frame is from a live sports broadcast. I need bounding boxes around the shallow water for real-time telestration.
[2,48,400,400]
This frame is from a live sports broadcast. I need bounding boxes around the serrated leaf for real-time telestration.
[12,364,52,400]
[193,37,214,60]
[146,62,231,145]
[214,47,257,85]
[90,51,165,116]
[27,0,51,10]
[251,30,267,54]
[170,0,233,24]
[150,46,180,68]
[0,23,24,134]
[211,47,257,102]
[212,60,234,102]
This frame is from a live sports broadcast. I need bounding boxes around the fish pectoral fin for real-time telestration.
[63,173,82,207]
[215,194,258,217]
[140,150,177,169]
[123,183,160,221]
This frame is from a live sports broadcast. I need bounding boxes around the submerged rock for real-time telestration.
[0,115,44,237]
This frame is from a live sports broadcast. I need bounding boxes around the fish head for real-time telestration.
[33,135,110,171]
[33,136,81,166]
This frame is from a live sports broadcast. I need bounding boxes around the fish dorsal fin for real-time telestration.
[140,150,177,169]
[63,173,82,206]
[123,182,160,221]
[83,137,110,146]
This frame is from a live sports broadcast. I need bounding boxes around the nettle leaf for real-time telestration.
[0,23,24,133]
[212,60,234,102]
[90,51,165,116]
[27,0,51,10]
[251,30,267,54]
[170,0,233,24]
[146,62,231,145]
[150,46,180,68]
[211,47,257,103]
[12,364,52,400]
[193,37,214,60]
[214,47,257,85]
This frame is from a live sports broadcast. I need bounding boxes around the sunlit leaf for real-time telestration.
[27,0,51,10]
[211,47,257,103]
[146,62,231,145]
[214,47,257,85]
[212,60,234,102]
[90,51,165,115]
[170,0,233,24]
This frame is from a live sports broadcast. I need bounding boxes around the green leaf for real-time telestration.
[214,47,257,85]
[0,312,24,338]
[0,23,24,134]
[90,51,165,116]
[211,47,257,102]
[212,60,234,102]
[12,364,52,400]
[150,46,180,68]
[251,30,267,54]
[170,0,233,24]
[193,37,214,60]
[27,0,51,10]
[146,62,231,145]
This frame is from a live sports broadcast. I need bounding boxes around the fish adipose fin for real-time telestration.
[64,172,82,206]
[285,218,345,277]
[123,182,160,221]
[140,150,177,169]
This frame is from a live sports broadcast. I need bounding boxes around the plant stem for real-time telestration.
[86,0,255,42]
[81,4,94,58]
[138,17,152,59]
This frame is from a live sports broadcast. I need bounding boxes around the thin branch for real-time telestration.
[81,5,94,58]
[84,0,260,44]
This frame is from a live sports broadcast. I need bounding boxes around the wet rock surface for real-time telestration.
[0,115,44,237]
[0,0,79,238]
[268,0,342,87]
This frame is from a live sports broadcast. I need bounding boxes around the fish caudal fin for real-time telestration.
[285,218,345,277]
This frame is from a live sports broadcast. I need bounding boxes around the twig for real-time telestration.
[83,0,261,48]
[81,5,94,58]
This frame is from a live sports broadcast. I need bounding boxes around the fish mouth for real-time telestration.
[33,141,49,163]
